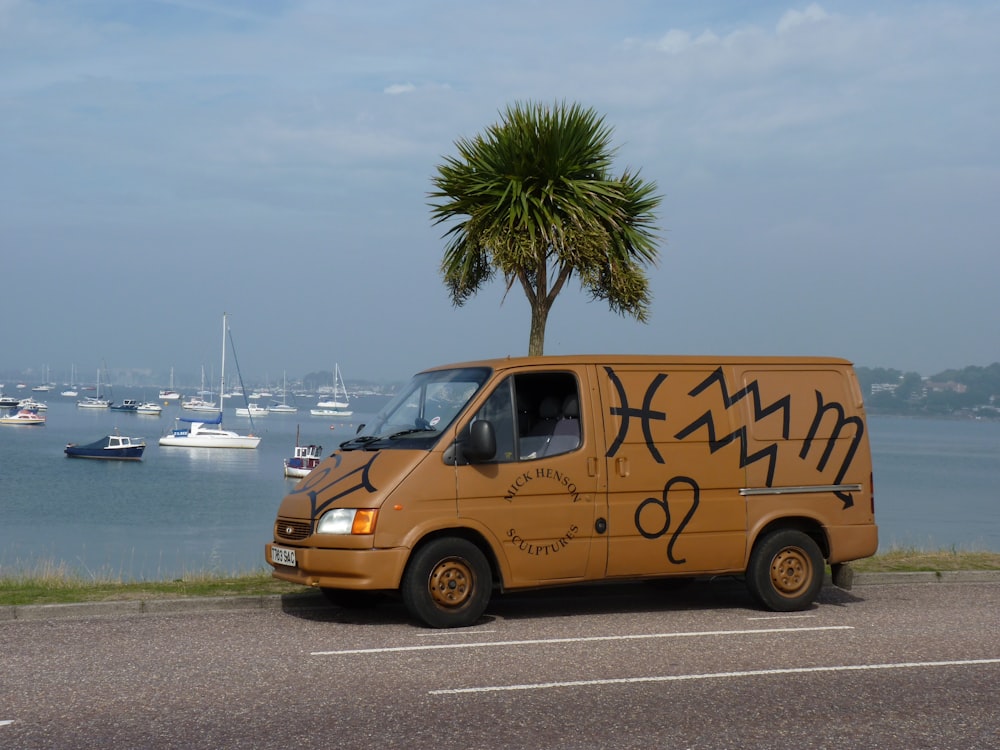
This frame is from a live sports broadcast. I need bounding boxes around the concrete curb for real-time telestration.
[851,570,1000,586]
[2,571,999,622]
[0,593,325,622]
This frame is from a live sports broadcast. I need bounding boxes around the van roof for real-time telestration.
[422,354,854,373]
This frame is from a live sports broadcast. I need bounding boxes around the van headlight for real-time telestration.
[316,508,378,535]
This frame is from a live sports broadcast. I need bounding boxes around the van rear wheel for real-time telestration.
[402,538,491,628]
[746,529,824,611]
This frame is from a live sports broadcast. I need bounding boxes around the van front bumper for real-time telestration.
[265,542,408,590]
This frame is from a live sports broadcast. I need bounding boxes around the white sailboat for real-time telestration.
[159,367,181,401]
[235,400,269,417]
[269,371,297,413]
[77,367,111,409]
[182,366,219,412]
[61,364,78,397]
[314,363,352,416]
[159,314,261,449]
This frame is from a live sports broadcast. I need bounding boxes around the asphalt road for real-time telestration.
[2,577,999,749]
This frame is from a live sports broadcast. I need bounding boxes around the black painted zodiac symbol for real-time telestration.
[605,367,668,463]
[674,368,790,487]
[293,452,380,517]
[800,390,865,508]
[634,475,701,565]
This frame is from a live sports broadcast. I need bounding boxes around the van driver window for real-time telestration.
[473,372,581,463]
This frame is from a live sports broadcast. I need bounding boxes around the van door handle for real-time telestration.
[615,457,629,477]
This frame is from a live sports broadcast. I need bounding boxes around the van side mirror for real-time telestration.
[443,419,496,465]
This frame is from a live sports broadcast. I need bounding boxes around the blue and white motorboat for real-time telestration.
[64,432,146,460]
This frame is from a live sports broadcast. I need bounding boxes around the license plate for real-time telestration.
[271,545,297,567]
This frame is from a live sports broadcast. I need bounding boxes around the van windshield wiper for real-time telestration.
[388,427,437,439]
[340,427,438,450]
[339,435,381,450]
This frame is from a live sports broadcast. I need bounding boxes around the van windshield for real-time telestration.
[339,366,491,451]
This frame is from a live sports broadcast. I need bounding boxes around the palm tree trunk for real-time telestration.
[528,303,549,356]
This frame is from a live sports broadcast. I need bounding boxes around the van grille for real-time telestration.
[275,517,312,541]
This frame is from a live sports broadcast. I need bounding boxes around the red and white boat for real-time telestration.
[284,442,323,478]
[1,408,46,426]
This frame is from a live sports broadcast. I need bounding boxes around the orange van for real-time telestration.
[266,355,877,627]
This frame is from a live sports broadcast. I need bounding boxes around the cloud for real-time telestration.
[651,29,720,55]
[776,3,830,34]
[384,82,415,95]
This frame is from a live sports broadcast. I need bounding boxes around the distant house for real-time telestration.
[925,380,967,394]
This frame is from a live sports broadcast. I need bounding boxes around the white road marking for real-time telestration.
[746,614,818,620]
[312,625,852,656]
[416,629,498,638]
[1,720,14,727]
[429,658,1000,695]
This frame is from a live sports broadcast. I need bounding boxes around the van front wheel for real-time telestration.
[746,529,824,611]
[402,538,492,628]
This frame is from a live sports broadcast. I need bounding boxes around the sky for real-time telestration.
[2,0,998,387]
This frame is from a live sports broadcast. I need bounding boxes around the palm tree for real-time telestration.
[430,100,662,356]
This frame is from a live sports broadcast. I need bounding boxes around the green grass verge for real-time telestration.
[2,548,998,607]
[851,548,1000,573]
[0,565,306,607]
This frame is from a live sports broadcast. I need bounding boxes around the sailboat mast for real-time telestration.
[220,313,227,421]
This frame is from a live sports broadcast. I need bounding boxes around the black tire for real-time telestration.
[401,538,492,628]
[746,529,824,611]
[319,588,382,609]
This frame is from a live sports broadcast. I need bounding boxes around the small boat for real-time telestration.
[284,442,324,478]
[182,396,219,412]
[269,372,297,413]
[315,363,353,415]
[77,368,111,409]
[159,367,181,400]
[77,395,112,408]
[235,401,269,417]
[110,399,140,412]
[0,394,20,408]
[18,397,48,411]
[65,432,146,460]
[0,408,46,426]
[183,366,218,411]
[159,414,261,448]
[158,314,261,450]
[136,402,163,415]
[62,365,79,396]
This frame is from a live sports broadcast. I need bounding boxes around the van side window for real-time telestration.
[474,380,516,462]
[469,372,582,463]
[477,372,582,463]
[515,372,581,460]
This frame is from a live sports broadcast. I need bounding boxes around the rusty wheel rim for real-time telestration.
[427,557,474,609]
[769,546,813,598]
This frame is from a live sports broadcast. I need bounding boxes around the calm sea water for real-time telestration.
[1,399,998,580]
